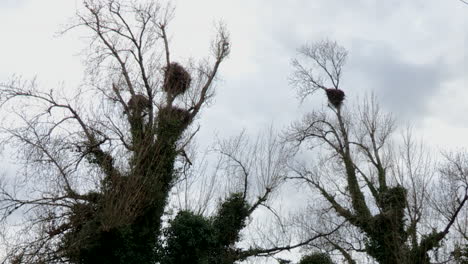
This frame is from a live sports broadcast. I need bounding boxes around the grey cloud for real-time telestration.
[347,41,447,120]
[198,54,299,145]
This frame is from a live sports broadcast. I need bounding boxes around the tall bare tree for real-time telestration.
[288,40,468,264]
[0,0,229,263]
[161,128,340,264]
[161,129,293,264]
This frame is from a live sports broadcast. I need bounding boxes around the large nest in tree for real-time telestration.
[163,63,191,96]
[380,186,407,210]
[157,106,191,133]
[127,94,150,113]
[325,88,345,108]
[158,106,190,122]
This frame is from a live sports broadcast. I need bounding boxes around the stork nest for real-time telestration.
[157,106,190,132]
[379,186,407,210]
[325,88,345,108]
[127,94,150,113]
[163,63,191,96]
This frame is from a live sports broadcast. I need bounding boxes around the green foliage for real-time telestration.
[212,192,250,247]
[156,107,191,143]
[61,199,158,264]
[161,211,216,264]
[452,244,468,264]
[160,193,250,264]
[63,226,147,264]
[298,252,335,264]
[364,186,409,264]
[61,104,186,263]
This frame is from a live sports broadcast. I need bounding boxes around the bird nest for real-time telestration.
[325,88,345,108]
[158,106,189,122]
[127,94,150,112]
[163,63,191,96]
[157,106,190,132]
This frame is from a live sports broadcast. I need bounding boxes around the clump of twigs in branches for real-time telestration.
[157,106,191,133]
[325,88,345,108]
[127,94,151,113]
[163,62,191,97]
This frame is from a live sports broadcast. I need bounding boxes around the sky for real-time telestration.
[0,0,467,262]
[1,0,467,150]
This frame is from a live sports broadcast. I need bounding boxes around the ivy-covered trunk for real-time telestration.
[125,106,191,263]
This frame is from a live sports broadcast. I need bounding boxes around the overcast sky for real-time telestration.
[1,0,468,149]
[1,0,467,153]
[0,0,467,261]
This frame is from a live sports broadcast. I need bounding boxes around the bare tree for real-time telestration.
[0,0,229,263]
[199,129,297,262]
[158,128,343,264]
[287,39,468,264]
